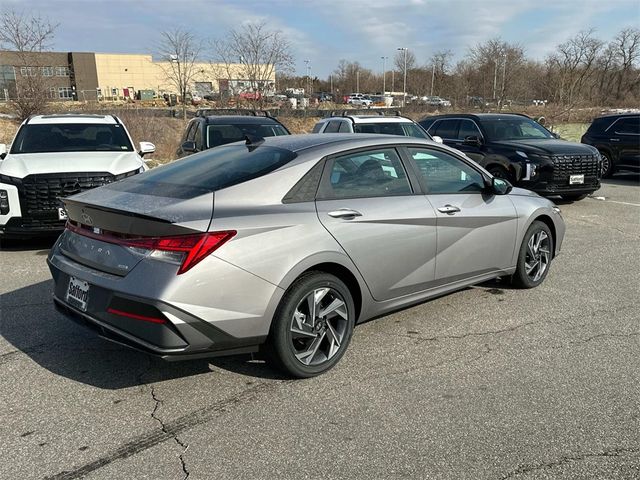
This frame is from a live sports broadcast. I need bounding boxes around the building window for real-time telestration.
[55,66,70,77]
[49,87,57,99]
[41,66,54,77]
[20,66,37,77]
[111,87,119,97]
[58,87,73,99]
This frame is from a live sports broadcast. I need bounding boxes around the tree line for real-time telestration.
[286,27,639,109]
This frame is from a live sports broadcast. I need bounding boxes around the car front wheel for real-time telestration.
[269,272,355,378]
[512,221,554,289]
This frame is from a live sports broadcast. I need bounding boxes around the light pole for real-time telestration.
[356,70,360,93]
[381,56,388,94]
[397,47,408,107]
[500,52,507,109]
[430,63,435,96]
[391,70,395,93]
[304,59,311,95]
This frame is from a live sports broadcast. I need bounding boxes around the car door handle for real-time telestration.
[437,205,461,214]
[328,209,363,219]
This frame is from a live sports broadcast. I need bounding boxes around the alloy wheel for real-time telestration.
[289,287,349,366]
[600,154,611,177]
[525,230,550,282]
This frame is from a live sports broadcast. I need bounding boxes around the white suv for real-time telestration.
[0,114,155,238]
[311,113,442,143]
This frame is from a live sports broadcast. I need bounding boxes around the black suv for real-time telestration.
[419,113,601,201]
[581,113,640,177]
[176,110,290,158]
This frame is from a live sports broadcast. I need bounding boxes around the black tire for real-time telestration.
[487,165,514,183]
[560,193,588,201]
[511,220,554,289]
[599,150,614,178]
[269,272,355,378]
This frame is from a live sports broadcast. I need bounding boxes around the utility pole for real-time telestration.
[397,47,408,107]
[493,57,498,101]
[356,70,360,93]
[500,52,507,109]
[330,74,333,95]
[391,70,395,93]
[381,56,388,94]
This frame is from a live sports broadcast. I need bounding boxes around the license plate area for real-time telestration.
[569,174,585,185]
[66,276,89,311]
[58,207,68,220]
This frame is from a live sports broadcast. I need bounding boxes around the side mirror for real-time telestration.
[431,135,444,144]
[180,141,197,153]
[491,177,512,195]
[0,143,6,159]
[138,141,156,157]
[463,135,482,147]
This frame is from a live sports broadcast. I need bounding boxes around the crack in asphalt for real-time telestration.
[399,319,540,343]
[44,380,281,480]
[572,332,640,344]
[150,385,190,480]
[499,446,640,479]
[574,216,640,240]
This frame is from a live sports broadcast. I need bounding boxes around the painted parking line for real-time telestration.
[588,196,640,207]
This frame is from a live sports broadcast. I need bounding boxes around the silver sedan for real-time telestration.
[48,134,565,377]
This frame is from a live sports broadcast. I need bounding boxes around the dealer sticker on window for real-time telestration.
[569,174,584,185]
[58,207,68,220]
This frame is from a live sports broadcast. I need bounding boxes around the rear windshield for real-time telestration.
[11,123,133,153]
[207,124,289,148]
[353,122,430,139]
[110,145,297,196]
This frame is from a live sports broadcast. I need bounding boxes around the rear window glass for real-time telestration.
[10,123,133,153]
[207,124,288,148]
[108,145,297,195]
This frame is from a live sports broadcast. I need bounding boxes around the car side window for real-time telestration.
[311,122,323,133]
[186,121,198,142]
[338,121,351,133]
[193,124,202,148]
[320,148,412,199]
[432,119,459,140]
[408,148,485,194]
[458,119,482,140]
[615,117,640,135]
[324,121,342,133]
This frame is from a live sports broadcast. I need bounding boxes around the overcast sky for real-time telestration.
[3,0,639,77]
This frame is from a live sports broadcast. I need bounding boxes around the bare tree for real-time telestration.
[394,49,416,73]
[0,9,57,120]
[214,22,293,105]
[612,27,640,100]
[546,29,603,106]
[157,28,202,119]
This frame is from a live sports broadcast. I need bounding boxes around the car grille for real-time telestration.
[14,172,128,228]
[552,154,600,180]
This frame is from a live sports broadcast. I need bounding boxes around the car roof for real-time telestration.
[593,112,639,120]
[27,114,119,125]
[423,113,531,122]
[243,133,437,153]
[321,115,416,124]
[203,115,283,125]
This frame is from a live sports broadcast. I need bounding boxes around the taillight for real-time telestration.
[66,222,236,274]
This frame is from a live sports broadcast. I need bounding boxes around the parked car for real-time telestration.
[0,114,154,238]
[175,110,290,158]
[419,113,602,201]
[312,113,441,142]
[347,94,372,107]
[581,113,640,177]
[421,96,451,107]
[48,134,564,377]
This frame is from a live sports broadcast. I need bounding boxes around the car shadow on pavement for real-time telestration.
[602,172,640,186]
[1,280,284,390]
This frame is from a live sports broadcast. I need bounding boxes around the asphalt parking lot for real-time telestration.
[1,175,639,480]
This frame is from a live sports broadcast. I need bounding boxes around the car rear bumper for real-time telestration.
[53,296,262,360]
[47,243,282,360]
